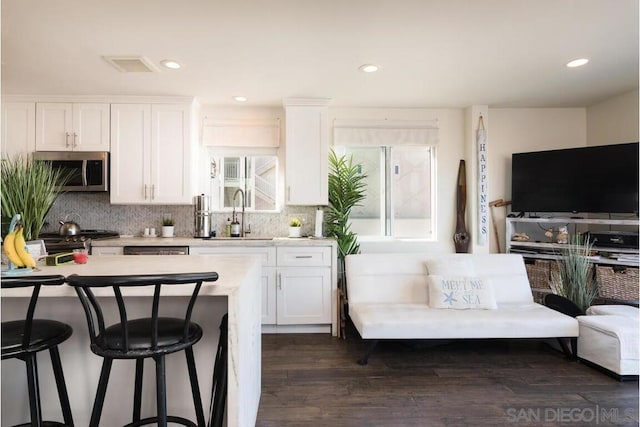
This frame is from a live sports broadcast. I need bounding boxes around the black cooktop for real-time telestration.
[39,230,120,241]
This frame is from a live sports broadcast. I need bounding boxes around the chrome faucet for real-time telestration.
[232,189,246,237]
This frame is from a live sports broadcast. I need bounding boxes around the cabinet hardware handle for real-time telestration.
[73,132,78,148]
[151,184,155,200]
[144,185,148,199]
[295,255,313,259]
[65,132,70,147]
[278,273,282,290]
[287,186,290,202]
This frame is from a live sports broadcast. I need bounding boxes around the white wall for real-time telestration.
[487,108,587,253]
[586,89,639,146]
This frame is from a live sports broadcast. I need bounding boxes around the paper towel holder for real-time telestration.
[314,207,324,238]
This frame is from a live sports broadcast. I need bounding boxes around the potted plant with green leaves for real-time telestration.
[161,217,175,238]
[325,149,367,337]
[1,154,71,240]
[288,217,302,238]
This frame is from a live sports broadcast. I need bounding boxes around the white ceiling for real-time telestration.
[2,0,638,108]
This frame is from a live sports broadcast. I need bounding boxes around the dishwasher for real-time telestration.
[123,246,189,255]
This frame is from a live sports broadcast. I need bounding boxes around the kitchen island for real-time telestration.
[1,255,261,427]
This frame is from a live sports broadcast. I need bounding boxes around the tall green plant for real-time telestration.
[1,154,71,240]
[326,149,367,300]
[551,237,598,313]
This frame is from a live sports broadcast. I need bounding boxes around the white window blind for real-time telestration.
[333,119,439,146]
[202,118,280,147]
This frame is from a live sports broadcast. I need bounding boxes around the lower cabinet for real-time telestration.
[277,267,331,324]
[189,245,334,331]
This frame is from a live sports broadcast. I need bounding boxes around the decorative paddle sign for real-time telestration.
[454,159,470,253]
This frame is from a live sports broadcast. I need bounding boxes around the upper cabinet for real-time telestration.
[110,102,194,205]
[284,98,331,206]
[1,102,36,159]
[36,103,110,151]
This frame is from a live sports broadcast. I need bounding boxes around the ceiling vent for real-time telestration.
[103,56,158,72]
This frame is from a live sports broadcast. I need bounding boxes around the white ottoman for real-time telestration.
[577,314,639,378]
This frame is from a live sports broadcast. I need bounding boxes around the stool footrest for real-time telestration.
[123,415,198,427]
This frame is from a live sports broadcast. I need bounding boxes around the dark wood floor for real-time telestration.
[256,326,639,426]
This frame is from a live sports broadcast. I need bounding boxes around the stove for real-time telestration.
[38,230,119,254]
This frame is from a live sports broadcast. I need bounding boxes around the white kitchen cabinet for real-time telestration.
[283,98,330,205]
[275,246,332,325]
[1,102,36,158]
[36,103,110,151]
[91,246,124,256]
[189,244,335,330]
[277,267,331,325]
[189,246,277,324]
[110,103,194,204]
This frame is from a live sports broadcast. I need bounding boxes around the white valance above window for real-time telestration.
[202,118,280,147]
[333,119,439,146]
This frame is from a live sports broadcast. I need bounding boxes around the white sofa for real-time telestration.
[345,253,579,364]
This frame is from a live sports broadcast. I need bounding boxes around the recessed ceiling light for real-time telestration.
[359,64,379,73]
[233,96,248,102]
[160,59,181,69]
[566,58,589,68]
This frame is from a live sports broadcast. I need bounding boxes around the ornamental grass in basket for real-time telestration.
[551,237,598,313]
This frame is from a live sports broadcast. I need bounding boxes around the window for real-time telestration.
[208,154,278,211]
[335,145,435,239]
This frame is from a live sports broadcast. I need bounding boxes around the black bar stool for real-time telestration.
[67,271,218,427]
[208,313,227,427]
[1,274,74,427]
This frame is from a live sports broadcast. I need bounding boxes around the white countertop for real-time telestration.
[2,254,260,298]
[92,235,337,248]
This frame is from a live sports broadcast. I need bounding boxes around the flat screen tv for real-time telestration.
[511,142,639,214]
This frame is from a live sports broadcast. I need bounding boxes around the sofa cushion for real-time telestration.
[427,276,497,309]
[425,257,475,276]
[349,302,579,340]
[346,253,430,305]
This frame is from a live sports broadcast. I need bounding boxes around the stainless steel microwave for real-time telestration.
[33,151,109,192]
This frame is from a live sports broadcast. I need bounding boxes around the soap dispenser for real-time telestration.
[230,215,241,237]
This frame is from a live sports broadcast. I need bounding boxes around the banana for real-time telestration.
[14,227,36,268]
[3,230,25,267]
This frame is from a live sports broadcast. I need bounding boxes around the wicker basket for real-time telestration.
[596,266,639,302]
[525,260,552,289]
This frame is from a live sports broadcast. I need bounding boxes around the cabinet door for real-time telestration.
[110,104,151,204]
[284,103,329,205]
[150,104,192,204]
[1,102,36,158]
[277,267,331,324]
[35,103,73,151]
[73,103,110,151]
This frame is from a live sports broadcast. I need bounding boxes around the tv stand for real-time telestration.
[506,217,639,302]
[506,217,639,267]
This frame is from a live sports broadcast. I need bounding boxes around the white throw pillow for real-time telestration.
[427,275,497,310]
[425,257,475,276]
